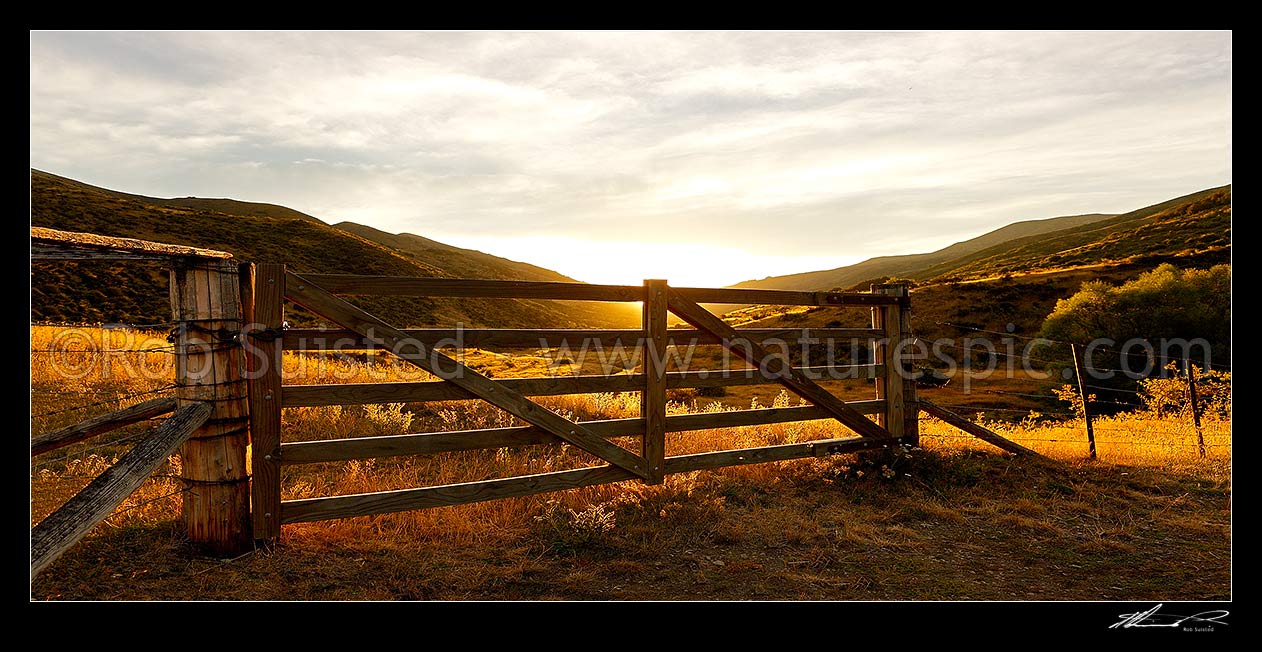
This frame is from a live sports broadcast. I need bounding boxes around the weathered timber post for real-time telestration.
[871,284,909,441]
[170,258,252,554]
[1070,343,1097,460]
[641,279,668,484]
[1185,359,1205,458]
[245,263,285,540]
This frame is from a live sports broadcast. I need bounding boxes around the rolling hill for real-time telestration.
[334,222,573,284]
[35,170,327,224]
[733,213,1115,293]
[722,186,1231,415]
[735,186,1230,293]
[28,169,640,328]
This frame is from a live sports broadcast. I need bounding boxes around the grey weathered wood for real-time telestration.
[672,287,902,307]
[246,263,285,539]
[291,274,900,307]
[31,397,177,456]
[667,400,881,431]
[31,227,232,261]
[169,259,251,554]
[642,280,668,484]
[667,292,893,441]
[919,400,1046,459]
[280,401,883,464]
[892,285,919,445]
[871,284,906,438]
[297,274,642,301]
[665,436,891,473]
[31,402,211,577]
[281,432,891,524]
[280,365,886,407]
[281,327,884,350]
[283,375,641,406]
[282,465,638,523]
[284,272,648,478]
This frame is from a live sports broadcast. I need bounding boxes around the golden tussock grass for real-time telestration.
[31,325,1230,538]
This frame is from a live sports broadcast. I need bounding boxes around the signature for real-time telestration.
[1110,604,1230,629]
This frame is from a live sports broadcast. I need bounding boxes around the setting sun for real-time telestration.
[437,234,863,287]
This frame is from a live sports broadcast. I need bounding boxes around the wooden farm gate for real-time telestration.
[245,266,920,537]
[33,227,1052,576]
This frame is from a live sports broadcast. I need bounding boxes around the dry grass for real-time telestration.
[919,411,1231,472]
[30,325,1231,600]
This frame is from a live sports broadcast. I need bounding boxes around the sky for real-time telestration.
[29,31,1231,287]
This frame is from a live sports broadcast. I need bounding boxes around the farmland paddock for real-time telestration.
[31,227,1050,571]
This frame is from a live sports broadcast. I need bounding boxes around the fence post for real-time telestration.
[245,263,285,540]
[871,284,906,439]
[641,279,668,484]
[894,285,918,446]
[170,258,252,554]
[1070,343,1097,460]
[1185,359,1205,458]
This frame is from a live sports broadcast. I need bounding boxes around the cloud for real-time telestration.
[29,30,1231,285]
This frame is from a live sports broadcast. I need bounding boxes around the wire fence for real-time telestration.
[30,383,178,419]
[924,319,1231,371]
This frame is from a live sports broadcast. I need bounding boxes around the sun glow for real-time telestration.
[435,235,862,288]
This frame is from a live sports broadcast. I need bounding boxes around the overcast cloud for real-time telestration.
[29,31,1231,286]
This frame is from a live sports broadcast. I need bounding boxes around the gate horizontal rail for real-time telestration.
[247,268,917,535]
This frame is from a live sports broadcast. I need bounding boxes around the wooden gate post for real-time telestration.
[245,263,284,540]
[871,284,909,441]
[170,258,252,554]
[642,279,668,484]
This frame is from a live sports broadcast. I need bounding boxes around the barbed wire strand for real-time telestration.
[33,429,153,468]
[29,383,177,419]
[928,403,1078,417]
[30,321,178,330]
[930,339,1160,376]
[30,348,177,354]
[916,429,1231,448]
[926,319,1231,371]
[102,486,191,521]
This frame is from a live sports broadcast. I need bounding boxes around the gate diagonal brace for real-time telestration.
[283,271,650,479]
[665,292,895,442]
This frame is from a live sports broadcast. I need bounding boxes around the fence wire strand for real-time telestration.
[927,319,1231,371]
[30,383,178,419]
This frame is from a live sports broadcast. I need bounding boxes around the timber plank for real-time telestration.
[920,400,1046,458]
[280,401,883,464]
[281,327,883,350]
[247,263,285,539]
[31,403,211,576]
[279,366,885,407]
[31,397,177,456]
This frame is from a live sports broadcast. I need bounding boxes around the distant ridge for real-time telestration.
[734,185,1229,292]
[29,169,638,328]
[32,169,326,224]
[333,222,578,284]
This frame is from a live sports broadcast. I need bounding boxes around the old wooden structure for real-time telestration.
[32,227,1039,573]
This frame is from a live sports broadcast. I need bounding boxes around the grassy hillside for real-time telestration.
[34,170,326,224]
[333,223,638,328]
[734,213,1116,292]
[920,187,1230,281]
[335,223,572,283]
[29,170,639,328]
[737,186,1230,292]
